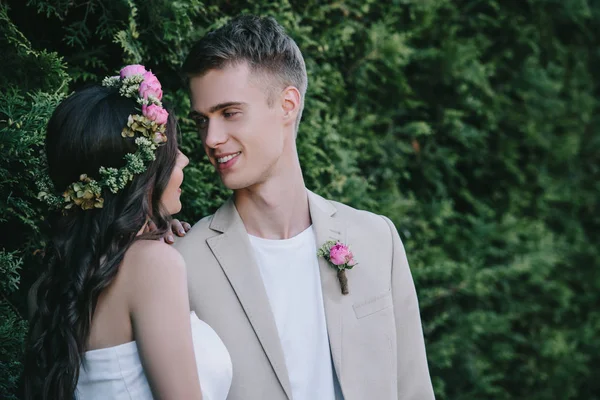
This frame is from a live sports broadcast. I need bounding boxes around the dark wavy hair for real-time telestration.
[21,84,179,399]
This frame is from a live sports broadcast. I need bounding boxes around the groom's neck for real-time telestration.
[234,168,310,240]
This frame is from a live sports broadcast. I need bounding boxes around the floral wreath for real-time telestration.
[38,64,169,211]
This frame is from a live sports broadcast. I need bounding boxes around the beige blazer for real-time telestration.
[174,190,435,400]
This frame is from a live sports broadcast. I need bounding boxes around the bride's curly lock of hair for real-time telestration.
[21,84,179,400]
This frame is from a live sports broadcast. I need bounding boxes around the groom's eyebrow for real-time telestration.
[189,102,247,119]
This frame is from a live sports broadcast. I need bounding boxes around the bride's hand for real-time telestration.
[166,219,192,244]
[146,219,192,244]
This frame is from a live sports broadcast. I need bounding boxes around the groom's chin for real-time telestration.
[222,180,247,191]
[216,171,245,190]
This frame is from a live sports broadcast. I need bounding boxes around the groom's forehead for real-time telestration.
[188,68,271,112]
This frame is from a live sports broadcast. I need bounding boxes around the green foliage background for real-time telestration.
[1,0,598,399]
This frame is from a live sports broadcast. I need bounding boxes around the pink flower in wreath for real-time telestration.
[153,131,167,145]
[142,104,169,125]
[329,242,355,266]
[120,64,147,79]
[139,71,163,100]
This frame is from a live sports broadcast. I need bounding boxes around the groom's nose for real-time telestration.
[204,119,229,149]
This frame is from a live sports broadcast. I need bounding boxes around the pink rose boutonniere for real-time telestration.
[317,240,357,295]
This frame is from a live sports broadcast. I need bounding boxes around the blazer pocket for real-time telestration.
[353,290,393,319]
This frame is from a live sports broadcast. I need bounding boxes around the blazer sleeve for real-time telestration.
[382,215,436,400]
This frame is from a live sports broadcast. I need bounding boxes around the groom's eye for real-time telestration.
[223,110,240,119]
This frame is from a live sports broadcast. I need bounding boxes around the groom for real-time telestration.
[175,15,435,400]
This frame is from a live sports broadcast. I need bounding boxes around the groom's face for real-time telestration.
[188,62,287,190]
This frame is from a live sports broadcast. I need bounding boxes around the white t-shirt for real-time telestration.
[248,226,336,400]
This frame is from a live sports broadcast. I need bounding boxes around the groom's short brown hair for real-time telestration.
[182,15,308,130]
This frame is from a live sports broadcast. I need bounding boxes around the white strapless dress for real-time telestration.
[76,312,232,400]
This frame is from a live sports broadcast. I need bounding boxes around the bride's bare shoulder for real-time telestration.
[115,240,189,314]
[121,240,186,281]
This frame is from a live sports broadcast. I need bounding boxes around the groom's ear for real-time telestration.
[280,86,301,126]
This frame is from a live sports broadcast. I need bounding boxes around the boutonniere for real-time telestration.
[317,240,357,295]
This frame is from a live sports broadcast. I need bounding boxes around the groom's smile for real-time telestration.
[216,151,242,170]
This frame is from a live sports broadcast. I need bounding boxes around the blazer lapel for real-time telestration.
[206,198,293,399]
[307,191,347,387]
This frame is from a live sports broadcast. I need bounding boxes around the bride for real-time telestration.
[22,65,232,399]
